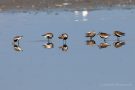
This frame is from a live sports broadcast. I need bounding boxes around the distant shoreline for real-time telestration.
[0,0,135,12]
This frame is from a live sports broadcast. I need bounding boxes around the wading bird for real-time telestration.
[85,31,96,39]
[13,35,23,45]
[58,33,68,44]
[98,32,110,42]
[42,33,53,42]
[114,31,125,40]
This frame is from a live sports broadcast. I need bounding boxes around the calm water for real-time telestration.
[0,8,135,90]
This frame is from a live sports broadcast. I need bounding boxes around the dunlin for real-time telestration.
[58,33,68,44]
[85,31,96,39]
[114,31,125,40]
[13,35,23,45]
[42,33,53,42]
[98,32,110,42]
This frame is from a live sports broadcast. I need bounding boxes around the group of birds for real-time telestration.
[86,31,125,41]
[85,31,125,48]
[41,33,68,43]
[42,33,68,51]
[12,30,125,52]
[12,33,69,52]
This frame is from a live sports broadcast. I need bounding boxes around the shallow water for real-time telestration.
[0,7,135,90]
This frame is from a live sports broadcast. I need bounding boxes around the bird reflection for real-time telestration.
[59,44,68,52]
[13,43,23,52]
[98,42,110,49]
[86,40,96,47]
[43,42,54,49]
[113,41,125,48]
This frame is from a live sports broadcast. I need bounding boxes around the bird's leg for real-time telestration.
[63,40,65,45]
[90,37,92,40]
[47,38,50,43]
[63,40,66,45]
[117,37,120,41]
[18,40,20,45]
[104,38,107,43]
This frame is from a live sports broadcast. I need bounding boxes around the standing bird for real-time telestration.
[42,33,53,42]
[13,35,23,45]
[114,31,125,40]
[98,32,110,42]
[85,31,96,39]
[58,33,68,44]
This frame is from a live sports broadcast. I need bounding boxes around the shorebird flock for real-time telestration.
[85,31,125,49]
[12,31,125,52]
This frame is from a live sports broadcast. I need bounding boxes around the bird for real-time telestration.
[59,44,68,52]
[113,41,125,48]
[86,40,96,47]
[13,44,23,52]
[98,42,110,49]
[98,32,110,42]
[58,33,68,44]
[42,33,53,42]
[114,31,125,40]
[43,42,54,49]
[13,35,23,45]
[85,31,96,39]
